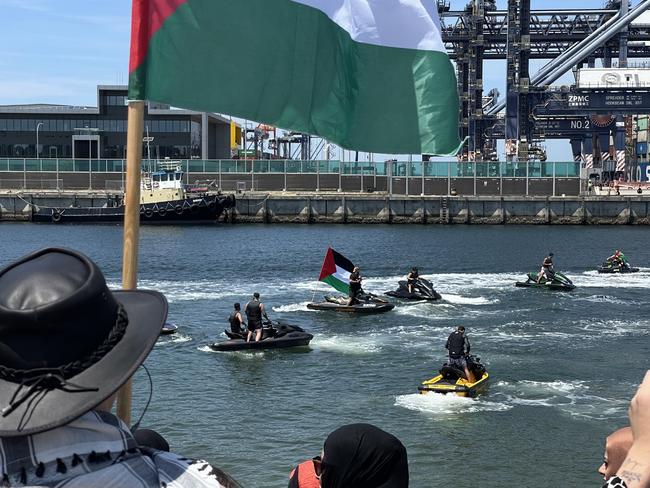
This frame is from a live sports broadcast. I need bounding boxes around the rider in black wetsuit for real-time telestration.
[228,302,246,336]
[445,326,474,382]
[407,267,419,294]
[347,267,363,305]
[245,292,269,342]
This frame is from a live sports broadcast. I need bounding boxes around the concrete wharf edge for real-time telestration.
[1,191,650,225]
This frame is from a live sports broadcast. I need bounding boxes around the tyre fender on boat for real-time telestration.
[190,204,200,214]
[51,210,62,223]
[157,207,167,217]
[174,205,183,215]
[144,208,154,218]
[207,200,216,210]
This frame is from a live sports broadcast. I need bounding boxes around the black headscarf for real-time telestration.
[320,423,409,488]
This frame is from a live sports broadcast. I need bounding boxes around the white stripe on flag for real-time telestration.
[291,0,446,51]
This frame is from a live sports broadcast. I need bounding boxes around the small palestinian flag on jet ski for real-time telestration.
[318,247,355,294]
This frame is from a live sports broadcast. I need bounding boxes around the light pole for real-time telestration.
[35,122,43,159]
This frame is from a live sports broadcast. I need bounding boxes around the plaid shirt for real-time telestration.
[0,410,240,488]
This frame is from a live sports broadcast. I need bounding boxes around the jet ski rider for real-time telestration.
[608,249,628,268]
[407,267,419,294]
[228,302,246,336]
[245,292,269,342]
[347,266,363,305]
[536,252,555,283]
[445,326,475,383]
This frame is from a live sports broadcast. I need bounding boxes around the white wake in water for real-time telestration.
[493,379,630,420]
[572,269,650,289]
[311,335,382,354]
[395,393,512,414]
[272,302,312,312]
[156,333,192,346]
[442,294,499,305]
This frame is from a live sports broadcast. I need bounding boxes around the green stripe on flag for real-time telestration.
[322,275,350,294]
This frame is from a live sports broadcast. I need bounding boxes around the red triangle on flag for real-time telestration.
[318,247,337,280]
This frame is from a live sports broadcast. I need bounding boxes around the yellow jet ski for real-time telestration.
[418,355,489,398]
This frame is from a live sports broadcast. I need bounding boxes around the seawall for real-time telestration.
[2,191,650,225]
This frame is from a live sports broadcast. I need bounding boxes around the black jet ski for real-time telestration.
[597,261,640,274]
[160,322,178,335]
[385,278,441,301]
[515,271,575,291]
[418,355,489,397]
[210,321,313,351]
[307,293,395,314]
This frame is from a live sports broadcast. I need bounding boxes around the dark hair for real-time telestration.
[253,292,260,299]
[234,303,240,310]
[549,253,554,257]
[457,326,465,332]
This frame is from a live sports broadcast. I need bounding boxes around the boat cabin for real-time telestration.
[140,161,186,204]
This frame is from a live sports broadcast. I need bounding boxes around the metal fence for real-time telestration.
[0,159,582,196]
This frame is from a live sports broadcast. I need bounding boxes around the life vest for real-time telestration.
[447,332,466,358]
[228,311,242,332]
[246,300,262,324]
[289,460,320,488]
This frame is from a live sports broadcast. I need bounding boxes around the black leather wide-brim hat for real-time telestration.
[0,248,167,436]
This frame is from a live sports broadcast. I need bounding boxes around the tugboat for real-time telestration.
[32,160,235,224]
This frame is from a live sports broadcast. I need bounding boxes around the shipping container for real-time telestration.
[637,142,648,156]
[638,130,648,143]
[638,117,649,131]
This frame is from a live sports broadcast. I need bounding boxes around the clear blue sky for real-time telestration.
[0,0,625,160]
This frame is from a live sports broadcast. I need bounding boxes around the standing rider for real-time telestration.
[406,267,419,294]
[245,292,269,342]
[537,252,555,283]
[228,302,246,336]
[347,267,363,305]
[445,326,475,382]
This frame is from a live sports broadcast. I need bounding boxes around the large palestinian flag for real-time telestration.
[128,0,462,155]
[318,247,355,294]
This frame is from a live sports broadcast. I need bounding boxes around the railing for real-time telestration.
[0,159,582,196]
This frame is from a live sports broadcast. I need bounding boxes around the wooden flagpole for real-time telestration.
[117,100,145,424]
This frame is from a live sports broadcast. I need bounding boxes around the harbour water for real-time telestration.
[1,223,648,487]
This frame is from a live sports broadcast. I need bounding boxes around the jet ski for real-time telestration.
[515,271,576,291]
[418,355,489,398]
[597,261,640,274]
[210,321,313,351]
[160,322,178,335]
[307,293,395,314]
[385,278,441,301]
